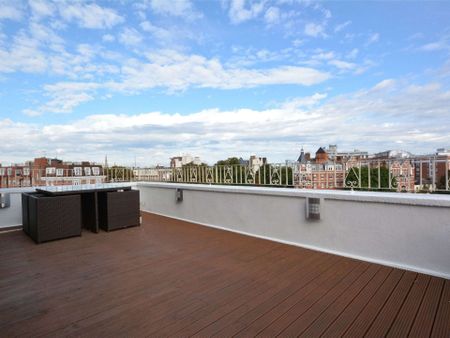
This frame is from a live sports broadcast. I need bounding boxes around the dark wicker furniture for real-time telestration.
[21,193,82,243]
[98,190,140,231]
[35,184,135,233]
[30,184,139,235]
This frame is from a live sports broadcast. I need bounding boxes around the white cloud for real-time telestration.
[27,82,99,114]
[366,32,380,45]
[102,34,115,42]
[109,50,330,92]
[147,0,201,19]
[313,51,335,60]
[118,28,143,47]
[0,0,22,21]
[29,21,64,45]
[372,79,396,91]
[264,6,280,25]
[4,81,450,165]
[334,20,351,33]
[58,2,124,29]
[346,48,358,59]
[140,20,196,46]
[304,22,326,38]
[419,38,450,52]
[281,93,327,110]
[328,59,356,70]
[228,0,265,24]
[29,0,55,19]
[22,50,330,114]
[22,109,42,117]
[0,33,47,73]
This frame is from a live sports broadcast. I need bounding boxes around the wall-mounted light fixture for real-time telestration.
[176,188,183,203]
[306,197,321,220]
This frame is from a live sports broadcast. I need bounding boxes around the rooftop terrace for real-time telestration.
[1,212,449,337]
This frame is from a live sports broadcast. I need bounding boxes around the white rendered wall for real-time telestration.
[0,188,34,229]
[137,182,450,279]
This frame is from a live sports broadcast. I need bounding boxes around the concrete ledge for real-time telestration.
[136,182,450,207]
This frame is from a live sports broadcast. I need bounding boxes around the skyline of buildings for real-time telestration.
[1,144,449,192]
[1,145,450,168]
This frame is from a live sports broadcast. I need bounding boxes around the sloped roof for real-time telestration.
[316,147,326,154]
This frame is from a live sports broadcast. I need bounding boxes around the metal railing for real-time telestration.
[0,158,449,193]
[130,158,449,193]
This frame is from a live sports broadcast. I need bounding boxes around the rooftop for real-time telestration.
[1,212,448,337]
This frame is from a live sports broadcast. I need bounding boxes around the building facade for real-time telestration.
[0,157,105,188]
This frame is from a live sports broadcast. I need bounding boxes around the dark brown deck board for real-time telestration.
[320,266,392,337]
[386,273,430,337]
[0,212,448,337]
[431,279,450,338]
[298,264,381,337]
[409,277,445,337]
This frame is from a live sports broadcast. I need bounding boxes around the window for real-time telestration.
[23,168,30,176]
[74,167,82,176]
[84,167,91,176]
[46,167,56,175]
[56,169,64,176]
[92,167,100,175]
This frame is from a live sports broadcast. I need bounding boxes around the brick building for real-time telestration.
[414,149,450,191]
[0,157,105,188]
[295,147,345,189]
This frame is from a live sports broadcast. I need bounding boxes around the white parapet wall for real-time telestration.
[137,182,450,279]
[0,187,35,229]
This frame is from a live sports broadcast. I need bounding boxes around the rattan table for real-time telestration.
[35,184,135,233]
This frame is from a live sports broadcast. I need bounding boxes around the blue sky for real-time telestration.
[0,0,449,166]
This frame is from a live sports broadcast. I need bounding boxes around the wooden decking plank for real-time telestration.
[150,247,331,337]
[208,255,345,337]
[253,261,363,337]
[231,259,357,338]
[363,271,417,337]
[431,279,450,338]
[409,277,445,337]
[1,216,292,336]
[18,236,295,336]
[320,266,392,337]
[0,211,448,337]
[386,273,430,337]
[58,246,316,337]
[298,264,382,337]
[191,254,343,337]
[279,262,373,337]
[342,268,404,337]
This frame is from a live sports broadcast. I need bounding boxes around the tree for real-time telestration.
[345,166,394,191]
[215,157,241,166]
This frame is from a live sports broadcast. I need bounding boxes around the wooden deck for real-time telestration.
[0,212,449,337]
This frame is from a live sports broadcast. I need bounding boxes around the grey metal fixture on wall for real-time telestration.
[176,188,183,203]
[306,197,321,220]
[0,193,10,209]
